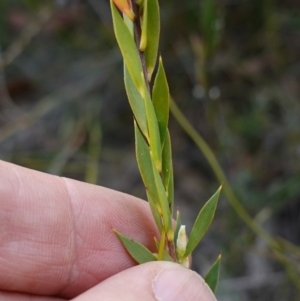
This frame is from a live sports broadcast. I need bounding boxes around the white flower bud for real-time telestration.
[176,225,187,258]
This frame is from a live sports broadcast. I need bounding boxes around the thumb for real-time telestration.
[72,261,217,301]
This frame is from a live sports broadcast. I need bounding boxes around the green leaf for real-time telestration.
[205,254,221,293]
[151,155,173,241]
[124,67,149,140]
[135,114,170,238]
[114,230,157,263]
[145,0,160,79]
[123,13,134,35]
[112,0,161,172]
[144,91,162,173]
[161,130,173,211]
[184,186,221,257]
[147,191,163,232]
[110,0,144,93]
[139,0,148,51]
[152,57,169,145]
[135,122,160,209]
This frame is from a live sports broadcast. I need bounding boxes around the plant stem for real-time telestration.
[158,229,166,260]
[130,0,178,263]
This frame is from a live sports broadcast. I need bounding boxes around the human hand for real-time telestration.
[0,160,217,301]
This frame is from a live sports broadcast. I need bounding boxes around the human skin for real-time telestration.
[0,160,217,301]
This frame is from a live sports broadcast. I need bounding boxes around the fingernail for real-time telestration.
[153,266,217,301]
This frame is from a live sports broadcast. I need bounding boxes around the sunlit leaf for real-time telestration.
[114,230,157,263]
[205,254,221,293]
[152,57,169,145]
[145,0,160,79]
[124,67,148,140]
[110,0,143,92]
[184,186,221,257]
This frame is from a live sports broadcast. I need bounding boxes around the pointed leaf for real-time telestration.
[147,191,163,232]
[114,230,157,263]
[144,91,162,172]
[205,254,221,293]
[136,118,170,239]
[139,0,148,51]
[151,155,173,241]
[124,67,148,140]
[152,57,169,145]
[135,122,160,209]
[110,0,144,93]
[145,0,160,79]
[162,130,173,211]
[184,186,221,257]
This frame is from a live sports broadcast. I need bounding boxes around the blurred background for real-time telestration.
[0,0,299,299]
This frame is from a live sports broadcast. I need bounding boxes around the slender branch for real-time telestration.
[130,1,178,262]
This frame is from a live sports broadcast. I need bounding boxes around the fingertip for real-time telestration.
[152,263,217,301]
[73,261,217,301]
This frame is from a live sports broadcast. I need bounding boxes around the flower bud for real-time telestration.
[176,225,190,267]
[112,0,135,21]
[176,225,187,258]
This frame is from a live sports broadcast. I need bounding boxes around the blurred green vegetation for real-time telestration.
[0,0,300,300]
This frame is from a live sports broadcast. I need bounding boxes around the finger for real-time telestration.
[0,291,65,301]
[72,261,217,301]
[0,161,158,298]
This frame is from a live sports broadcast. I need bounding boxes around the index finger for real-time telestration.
[0,161,158,299]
